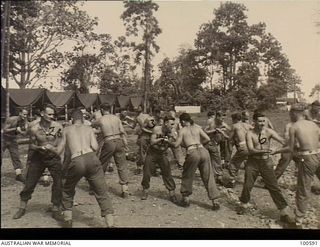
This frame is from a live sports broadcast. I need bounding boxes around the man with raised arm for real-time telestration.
[172,113,220,210]
[237,111,292,224]
[13,104,63,220]
[287,103,320,228]
[55,109,114,228]
[140,116,178,202]
[2,108,29,183]
[92,103,130,198]
[225,112,253,188]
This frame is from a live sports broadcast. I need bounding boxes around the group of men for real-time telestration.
[1,99,319,229]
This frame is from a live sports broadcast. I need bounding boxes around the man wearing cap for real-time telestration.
[286,103,320,228]
[92,103,130,198]
[172,113,220,210]
[1,108,29,183]
[140,116,178,202]
[237,111,292,224]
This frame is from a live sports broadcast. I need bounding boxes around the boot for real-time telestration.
[16,174,25,183]
[178,196,190,207]
[104,214,114,228]
[121,184,129,198]
[169,191,178,204]
[141,189,148,200]
[13,208,26,219]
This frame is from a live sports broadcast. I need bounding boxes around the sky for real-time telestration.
[81,0,320,102]
[3,0,320,102]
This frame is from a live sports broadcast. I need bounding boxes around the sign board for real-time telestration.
[174,106,201,113]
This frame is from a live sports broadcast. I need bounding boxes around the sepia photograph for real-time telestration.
[1,0,319,237]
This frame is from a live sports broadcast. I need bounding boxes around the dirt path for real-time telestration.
[1,136,319,229]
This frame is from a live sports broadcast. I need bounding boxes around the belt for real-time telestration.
[238,141,246,146]
[297,148,320,156]
[104,134,121,141]
[186,144,203,151]
[71,149,93,159]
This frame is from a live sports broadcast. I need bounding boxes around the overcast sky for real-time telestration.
[82,0,320,102]
[3,1,320,102]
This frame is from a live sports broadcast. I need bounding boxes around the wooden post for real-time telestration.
[4,0,11,119]
[65,105,68,121]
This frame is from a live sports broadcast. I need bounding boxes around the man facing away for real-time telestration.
[55,109,114,228]
[13,104,63,220]
[225,112,253,188]
[237,111,292,224]
[2,108,29,183]
[286,104,320,228]
[172,113,220,210]
[92,103,130,198]
[140,116,178,203]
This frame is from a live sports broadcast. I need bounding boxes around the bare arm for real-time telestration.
[199,127,211,145]
[29,133,43,151]
[266,118,274,130]
[172,129,184,148]
[288,126,296,153]
[90,129,99,152]
[270,129,286,145]
[52,130,67,155]
[3,119,17,133]
[150,128,164,145]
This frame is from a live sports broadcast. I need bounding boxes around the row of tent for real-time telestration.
[1,87,144,117]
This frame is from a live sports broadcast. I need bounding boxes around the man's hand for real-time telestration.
[44,143,55,151]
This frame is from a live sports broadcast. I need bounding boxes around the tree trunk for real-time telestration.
[20,52,27,88]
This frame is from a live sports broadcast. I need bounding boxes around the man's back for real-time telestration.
[98,115,124,137]
[181,125,207,147]
[64,125,95,156]
[292,120,320,151]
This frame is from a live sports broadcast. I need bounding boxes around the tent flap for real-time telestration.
[130,97,143,108]
[98,94,116,105]
[76,93,98,109]
[117,95,130,109]
[46,91,75,107]
[8,88,45,107]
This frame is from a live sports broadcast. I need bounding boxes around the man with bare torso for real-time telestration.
[55,109,114,228]
[287,104,320,228]
[225,112,253,188]
[238,111,292,224]
[173,113,220,210]
[140,116,177,202]
[2,108,29,183]
[13,104,63,220]
[204,111,230,185]
[92,103,129,198]
[305,100,320,127]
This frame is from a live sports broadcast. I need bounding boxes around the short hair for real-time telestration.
[19,107,28,113]
[164,116,175,122]
[71,109,84,121]
[216,111,226,118]
[154,108,161,114]
[42,104,55,112]
[231,112,242,121]
[179,113,194,124]
[253,111,265,121]
[33,108,41,117]
[207,111,215,117]
[100,103,111,111]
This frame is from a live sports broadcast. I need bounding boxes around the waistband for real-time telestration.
[104,134,121,141]
[186,144,203,151]
[71,149,94,159]
[249,154,270,160]
[238,141,246,146]
[297,148,320,156]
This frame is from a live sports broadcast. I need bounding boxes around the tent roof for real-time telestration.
[98,94,116,105]
[130,96,143,108]
[45,91,74,107]
[8,88,45,107]
[117,95,130,109]
[75,93,98,108]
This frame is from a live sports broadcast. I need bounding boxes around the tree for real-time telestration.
[310,83,320,101]
[195,1,301,109]
[5,0,99,88]
[121,0,161,111]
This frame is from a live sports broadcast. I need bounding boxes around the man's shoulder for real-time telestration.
[6,116,19,123]
[51,121,63,129]
[153,126,162,132]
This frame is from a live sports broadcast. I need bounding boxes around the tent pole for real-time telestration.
[4,0,11,119]
[65,105,68,121]
[91,105,93,114]
[30,105,33,119]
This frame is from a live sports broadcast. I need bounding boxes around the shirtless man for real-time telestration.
[131,106,151,174]
[287,104,320,228]
[173,113,220,210]
[168,110,184,170]
[237,111,292,224]
[305,100,320,126]
[92,103,129,198]
[241,111,251,125]
[1,108,29,183]
[55,109,114,228]
[225,112,253,188]
[204,111,230,185]
[141,116,177,202]
[253,109,274,129]
[13,104,63,220]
